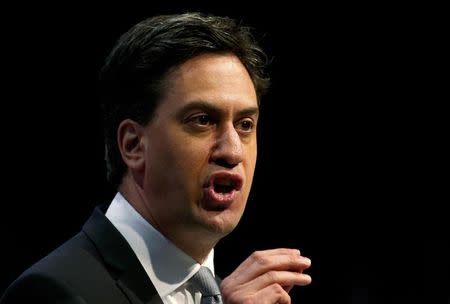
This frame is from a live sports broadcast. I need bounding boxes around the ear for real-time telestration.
[117,119,146,172]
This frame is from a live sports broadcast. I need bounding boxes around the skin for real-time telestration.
[220,249,311,303]
[119,53,258,261]
[118,53,311,303]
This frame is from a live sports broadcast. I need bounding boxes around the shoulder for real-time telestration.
[27,232,105,280]
[2,232,125,304]
[1,271,87,304]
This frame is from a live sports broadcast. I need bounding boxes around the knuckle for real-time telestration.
[252,251,269,266]
[251,250,263,260]
[220,278,233,295]
[272,284,290,302]
[281,293,291,303]
[266,270,279,282]
[272,283,285,294]
[289,254,301,266]
[220,277,229,288]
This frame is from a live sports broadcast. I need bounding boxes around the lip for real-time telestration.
[202,172,243,209]
[205,172,243,190]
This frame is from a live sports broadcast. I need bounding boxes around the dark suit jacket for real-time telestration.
[1,206,163,304]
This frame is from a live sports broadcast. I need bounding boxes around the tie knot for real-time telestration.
[191,266,221,297]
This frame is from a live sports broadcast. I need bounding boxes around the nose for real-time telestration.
[210,123,244,168]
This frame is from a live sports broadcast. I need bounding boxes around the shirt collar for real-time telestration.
[105,192,215,298]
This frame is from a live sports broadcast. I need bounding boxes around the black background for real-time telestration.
[2,2,448,303]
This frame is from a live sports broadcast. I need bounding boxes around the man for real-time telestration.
[2,13,311,304]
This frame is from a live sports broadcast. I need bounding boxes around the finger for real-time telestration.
[256,283,291,304]
[234,249,308,274]
[231,251,311,285]
[254,248,301,257]
[236,249,302,271]
[250,270,312,291]
[283,285,294,293]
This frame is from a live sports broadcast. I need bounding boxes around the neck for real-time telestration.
[168,229,219,264]
[118,178,220,264]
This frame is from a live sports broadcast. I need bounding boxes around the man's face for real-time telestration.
[141,53,258,242]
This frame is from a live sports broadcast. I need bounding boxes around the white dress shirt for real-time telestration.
[106,192,215,304]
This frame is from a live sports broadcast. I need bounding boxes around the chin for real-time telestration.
[202,210,242,236]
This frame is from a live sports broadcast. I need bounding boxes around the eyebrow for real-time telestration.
[177,100,259,118]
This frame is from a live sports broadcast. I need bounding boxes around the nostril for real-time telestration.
[213,158,236,169]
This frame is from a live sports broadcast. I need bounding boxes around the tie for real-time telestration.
[191,266,223,304]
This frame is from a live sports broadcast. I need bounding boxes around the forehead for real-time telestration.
[159,53,258,113]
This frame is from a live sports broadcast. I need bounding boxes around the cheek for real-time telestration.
[149,126,208,166]
[243,144,257,190]
[162,141,211,201]
[160,134,211,181]
[246,141,258,169]
[174,140,210,173]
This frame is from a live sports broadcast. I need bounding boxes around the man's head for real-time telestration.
[100,13,270,256]
[101,12,270,187]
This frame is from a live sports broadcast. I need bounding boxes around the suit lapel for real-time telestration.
[82,206,163,304]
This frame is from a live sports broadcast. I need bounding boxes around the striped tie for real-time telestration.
[191,266,222,304]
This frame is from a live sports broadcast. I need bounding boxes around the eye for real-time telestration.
[189,114,212,126]
[236,119,254,132]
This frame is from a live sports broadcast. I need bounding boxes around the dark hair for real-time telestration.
[100,12,270,187]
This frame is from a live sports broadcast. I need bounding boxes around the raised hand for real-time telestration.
[220,248,311,304]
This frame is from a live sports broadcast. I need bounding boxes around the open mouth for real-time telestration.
[213,178,239,194]
[203,172,243,206]
[210,173,243,193]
